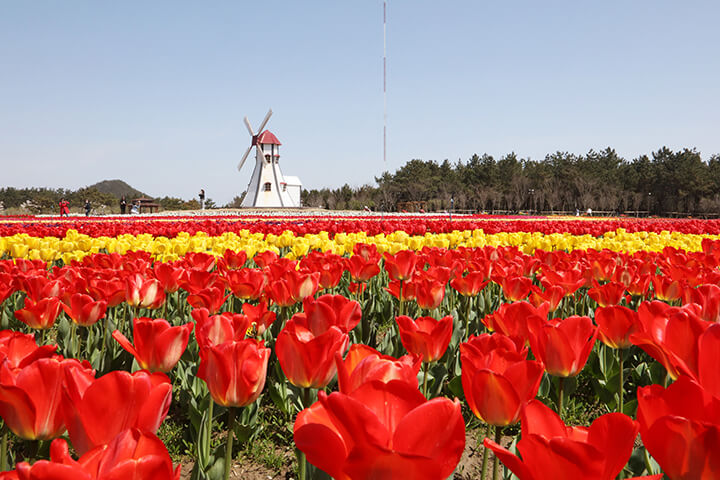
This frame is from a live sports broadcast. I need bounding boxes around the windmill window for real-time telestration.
[265,155,271,163]
[263,182,272,192]
[282,184,287,191]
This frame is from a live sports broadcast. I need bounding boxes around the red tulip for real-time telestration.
[0,356,93,440]
[345,254,381,282]
[528,284,564,311]
[482,301,550,347]
[385,279,417,302]
[112,317,193,373]
[412,277,446,310]
[0,272,15,305]
[153,262,184,294]
[637,376,720,480]
[423,265,453,285]
[265,277,295,307]
[296,294,362,334]
[450,271,489,297]
[18,275,63,303]
[484,399,653,480]
[527,315,597,377]
[14,297,62,330]
[383,250,418,281]
[223,268,266,300]
[219,249,247,270]
[266,271,320,307]
[685,283,720,323]
[588,280,626,307]
[241,300,276,337]
[125,274,165,309]
[0,330,56,371]
[540,267,587,296]
[182,251,216,272]
[15,429,180,479]
[335,344,422,393]
[353,242,381,263]
[197,338,270,407]
[499,275,532,301]
[191,308,251,349]
[301,252,345,290]
[61,293,107,327]
[253,250,279,268]
[624,272,652,297]
[630,301,708,380]
[348,281,366,296]
[275,314,349,388]
[87,278,126,307]
[460,333,544,426]
[651,275,683,302]
[395,315,453,363]
[294,380,465,480]
[62,369,172,455]
[180,269,220,295]
[595,305,639,349]
[186,286,228,314]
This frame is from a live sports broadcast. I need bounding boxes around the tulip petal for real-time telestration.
[392,397,465,478]
[521,399,567,438]
[698,324,720,397]
[294,423,349,480]
[471,370,522,426]
[343,444,444,480]
[483,438,533,480]
[586,412,639,479]
[0,383,36,439]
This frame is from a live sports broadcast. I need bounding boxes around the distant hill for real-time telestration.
[90,180,151,199]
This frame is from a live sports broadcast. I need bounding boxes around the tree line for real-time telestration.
[0,187,219,214]
[3,146,718,215]
[302,147,720,215]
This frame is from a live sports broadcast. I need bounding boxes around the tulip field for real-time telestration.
[1,213,720,479]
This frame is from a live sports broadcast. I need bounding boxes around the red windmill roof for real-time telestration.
[253,130,281,146]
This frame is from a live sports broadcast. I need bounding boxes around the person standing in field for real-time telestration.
[199,189,205,210]
[59,198,70,217]
[84,199,91,217]
[120,196,127,214]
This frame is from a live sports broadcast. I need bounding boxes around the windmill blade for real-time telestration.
[243,117,254,136]
[237,145,253,171]
[256,108,273,133]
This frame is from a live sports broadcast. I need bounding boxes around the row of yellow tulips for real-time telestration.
[2,228,719,263]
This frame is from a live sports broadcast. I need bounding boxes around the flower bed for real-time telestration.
[0,215,717,479]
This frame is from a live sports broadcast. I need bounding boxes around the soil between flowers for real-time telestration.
[176,428,510,479]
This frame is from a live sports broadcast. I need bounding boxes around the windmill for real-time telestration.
[237,109,302,208]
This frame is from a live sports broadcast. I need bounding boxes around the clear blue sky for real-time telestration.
[1,1,718,205]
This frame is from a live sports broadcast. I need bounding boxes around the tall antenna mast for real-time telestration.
[383,0,387,165]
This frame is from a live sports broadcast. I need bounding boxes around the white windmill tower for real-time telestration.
[237,109,302,208]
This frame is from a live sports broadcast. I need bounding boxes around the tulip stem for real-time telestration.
[399,280,404,317]
[296,388,311,480]
[70,321,78,358]
[480,423,490,480]
[301,388,311,410]
[422,362,430,398]
[296,448,307,480]
[1,424,8,472]
[492,426,502,480]
[618,349,624,414]
[224,407,236,480]
[101,315,109,357]
[557,377,565,419]
[464,295,472,340]
[40,328,46,346]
